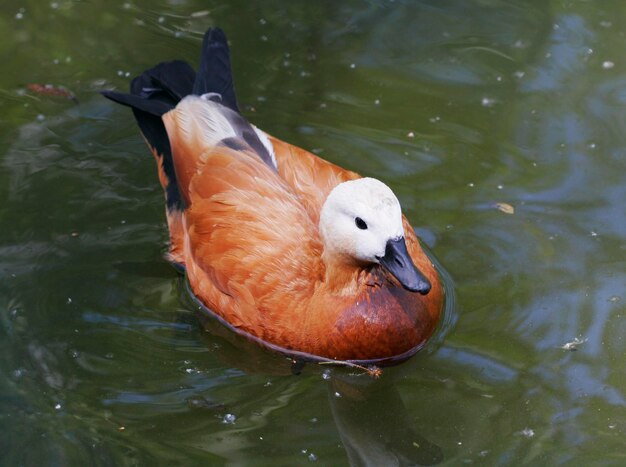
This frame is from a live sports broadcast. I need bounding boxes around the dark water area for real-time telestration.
[1,1,625,465]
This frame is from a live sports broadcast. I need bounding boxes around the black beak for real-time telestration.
[377,237,431,295]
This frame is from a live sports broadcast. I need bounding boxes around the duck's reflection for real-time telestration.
[327,372,442,466]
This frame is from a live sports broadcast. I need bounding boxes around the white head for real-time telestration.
[319,177,431,294]
[319,178,404,263]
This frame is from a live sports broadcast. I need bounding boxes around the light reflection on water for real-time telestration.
[1,0,626,465]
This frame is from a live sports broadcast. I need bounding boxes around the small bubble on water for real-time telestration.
[54,403,62,410]
[481,97,496,107]
[600,20,612,28]
[223,413,236,424]
[158,16,165,23]
[609,296,621,303]
[374,99,380,105]
[513,71,525,79]
[467,182,475,187]
[350,63,356,69]
[602,61,615,70]
[588,142,596,149]
[407,131,415,138]
[309,417,318,423]
[334,391,341,398]
[322,370,331,380]
[429,116,440,123]
[497,184,504,190]
[590,231,598,237]
[36,114,45,122]
[519,428,535,438]
[15,12,24,20]
[308,453,318,462]
[260,35,268,42]
[259,18,266,25]
[50,2,59,9]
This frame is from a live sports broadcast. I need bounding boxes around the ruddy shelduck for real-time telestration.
[103,28,444,365]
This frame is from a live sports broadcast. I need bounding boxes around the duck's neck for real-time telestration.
[321,250,368,296]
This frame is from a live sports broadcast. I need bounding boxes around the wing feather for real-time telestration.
[182,144,322,340]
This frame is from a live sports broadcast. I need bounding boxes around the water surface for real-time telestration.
[1,1,625,465]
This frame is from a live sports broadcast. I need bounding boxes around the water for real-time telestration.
[1,1,625,465]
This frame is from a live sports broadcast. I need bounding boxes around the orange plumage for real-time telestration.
[103,28,444,365]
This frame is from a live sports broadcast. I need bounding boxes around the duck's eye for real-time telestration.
[355,217,368,230]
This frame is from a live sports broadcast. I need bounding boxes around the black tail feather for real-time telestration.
[193,28,239,112]
[102,28,242,210]
[102,60,196,211]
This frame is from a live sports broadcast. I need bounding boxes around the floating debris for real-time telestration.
[222,413,236,424]
[494,202,515,215]
[560,337,587,351]
[481,97,496,107]
[26,83,78,104]
[191,10,210,18]
[602,61,615,70]
[519,427,535,438]
[407,131,415,138]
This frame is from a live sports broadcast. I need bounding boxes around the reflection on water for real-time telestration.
[329,374,443,466]
[1,0,626,465]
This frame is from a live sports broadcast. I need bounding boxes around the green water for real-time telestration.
[1,1,625,465]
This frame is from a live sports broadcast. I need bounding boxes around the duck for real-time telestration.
[102,28,444,365]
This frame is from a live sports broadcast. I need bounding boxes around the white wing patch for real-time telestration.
[172,95,237,148]
[252,125,277,169]
[167,95,277,170]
